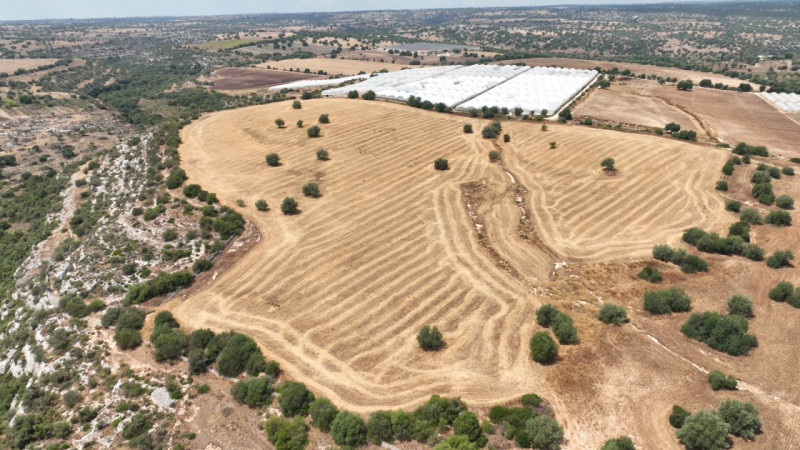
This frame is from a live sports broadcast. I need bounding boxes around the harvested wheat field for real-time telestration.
[170,99,800,448]
[260,57,421,75]
[0,58,58,73]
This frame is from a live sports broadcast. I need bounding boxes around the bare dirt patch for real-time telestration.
[0,58,58,73]
[210,67,321,91]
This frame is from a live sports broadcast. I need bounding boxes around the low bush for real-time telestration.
[264,416,308,450]
[481,121,502,139]
[318,114,330,124]
[488,150,499,160]
[767,249,794,268]
[417,325,444,351]
[307,126,321,138]
[529,332,558,364]
[725,200,741,212]
[316,149,329,160]
[601,436,635,450]
[231,377,273,408]
[551,313,579,344]
[776,195,794,209]
[597,304,627,325]
[681,311,758,355]
[463,124,473,133]
[124,271,194,305]
[302,183,320,198]
[434,158,449,170]
[278,381,315,417]
[739,208,763,224]
[742,244,765,261]
[717,398,762,439]
[643,288,691,314]
[309,398,339,432]
[192,259,212,273]
[707,370,737,391]
[331,411,367,447]
[536,303,560,326]
[727,293,753,317]
[266,153,280,167]
[362,90,376,100]
[255,199,268,211]
[676,410,730,450]
[669,405,690,428]
[765,209,792,226]
[768,281,794,302]
[281,197,298,215]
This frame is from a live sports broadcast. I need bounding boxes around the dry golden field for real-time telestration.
[260,57,424,75]
[170,99,800,448]
[0,58,58,73]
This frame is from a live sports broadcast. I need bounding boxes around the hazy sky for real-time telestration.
[4,0,725,21]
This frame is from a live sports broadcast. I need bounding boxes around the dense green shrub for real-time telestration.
[767,249,794,268]
[434,158,449,170]
[316,149,329,160]
[230,377,273,408]
[463,124,473,133]
[488,150,499,160]
[193,258,213,273]
[707,370,737,391]
[309,398,339,432]
[331,411,367,447]
[367,410,394,444]
[529,332,558,364]
[520,393,542,407]
[266,153,280,167]
[638,267,663,282]
[318,114,330,124]
[739,208,762,225]
[165,168,187,189]
[765,209,792,226]
[652,244,674,262]
[727,294,753,317]
[292,100,302,109]
[643,288,691,314]
[750,170,771,183]
[216,333,264,378]
[278,381,315,417]
[536,303,560,327]
[676,410,730,450]
[782,166,794,176]
[264,416,308,450]
[417,325,444,351]
[255,199,268,211]
[742,244,765,261]
[717,398,761,439]
[597,304,628,325]
[452,411,487,446]
[307,126,321,137]
[525,415,564,450]
[728,222,750,242]
[601,436,635,450]
[551,312,579,344]
[481,121,502,139]
[716,180,728,191]
[281,197,298,215]
[124,271,194,305]
[776,195,794,209]
[362,90,376,100]
[669,405,690,428]
[768,281,794,302]
[275,118,285,128]
[725,200,742,212]
[681,311,758,356]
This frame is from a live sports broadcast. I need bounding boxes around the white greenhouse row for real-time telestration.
[320,64,597,115]
[761,92,800,112]
[458,67,597,115]
[268,74,371,91]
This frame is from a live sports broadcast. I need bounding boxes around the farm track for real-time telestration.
[170,99,748,447]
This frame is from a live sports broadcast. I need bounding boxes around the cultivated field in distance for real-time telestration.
[260,57,422,75]
[210,67,322,90]
[170,98,747,446]
[0,58,58,73]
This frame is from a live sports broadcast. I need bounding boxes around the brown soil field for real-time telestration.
[652,85,800,158]
[505,57,751,86]
[210,67,321,91]
[0,58,58,73]
[162,99,800,448]
[260,57,425,75]
[574,80,707,137]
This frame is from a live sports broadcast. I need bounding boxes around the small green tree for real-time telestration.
[434,158,450,170]
[417,325,444,351]
[309,398,339,432]
[739,208,762,225]
[367,411,394,444]
[638,267,663,282]
[717,398,761,439]
[768,281,793,302]
[316,149,329,160]
[296,120,303,128]
[318,114,330,124]
[264,416,308,450]
[193,259,213,273]
[776,195,794,209]
[601,436,635,450]
[601,157,615,171]
[463,124,473,133]
[362,90,376,100]
[266,153,280,167]
[278,381,315,417]
[765,209,792,226]
[347,90,359,99]
[529,332,558,364]
[255,199,268,211]
[597,304,628,325]
[453,411,488,446]
[669,405,690,428]
[541,124,548,131]
[549,141,557,149]
[767,249,794,268]
[488,150,499,161]
[726,294,753,317]
[536,303,560,327]
[676,410,730,450]
[525,415,564,450]
[275,118,285,128]
[707,370,737,391]
[503,134,511,143]
[292,100,302,109]
[331,411,367,447]
[307,126,321,137]
[281,197,299,215]
[302,183,320,198]
[665,122,681,133]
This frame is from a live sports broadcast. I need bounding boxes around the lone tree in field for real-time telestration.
[549,141,557,149]
[417,325,444,351]
[361,90,376,100]
[318,114,330,124]
[296,120,303,128]
[434,158,450,171]
[676,410,729,450]
[255,199,268,211]
[292,100,302,109]
[665,122,681,133]
[463,124,473,134]
[529,332,558,364]
[347,90,359,99]
[302,183,320,198]
[307,126,321,138]
[281,197,298,215]
[597,304,627,325]
[266,153,280,167]
[275,118,285,128]
[488,150,499,161]
[601,157,616,172]
[316,149,329,160]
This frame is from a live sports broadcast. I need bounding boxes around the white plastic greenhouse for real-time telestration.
[268,74,371,91]
[761,92,800,112]
[320,64,598,115]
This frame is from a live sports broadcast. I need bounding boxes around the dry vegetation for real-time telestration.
[210,67,321,90]
[162,98,800,448]
[260,57,424,75]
